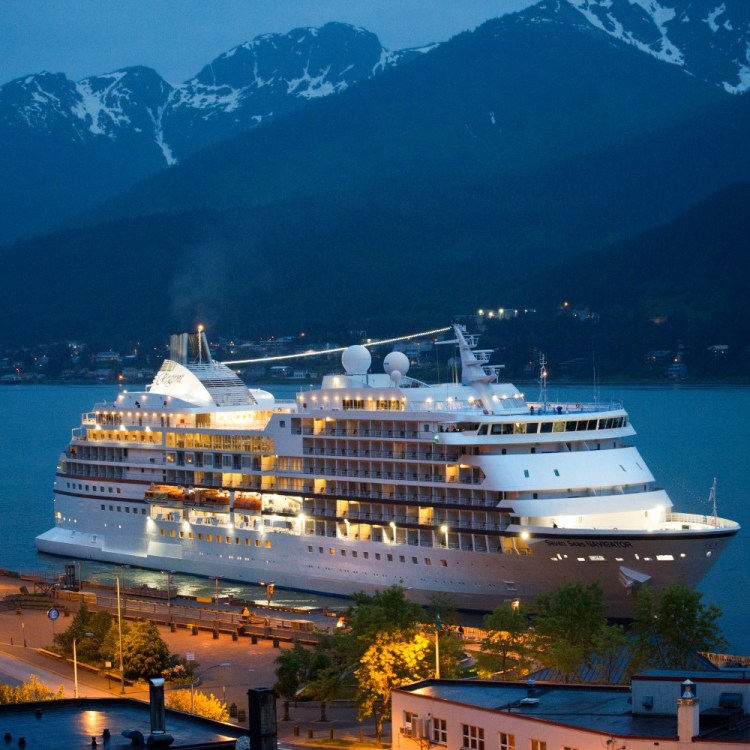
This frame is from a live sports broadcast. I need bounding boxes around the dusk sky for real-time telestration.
[1,0,538,86]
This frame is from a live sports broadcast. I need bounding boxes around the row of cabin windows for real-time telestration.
[479,417,626,436]
[69,481,121,494]
[308,546,448,567]
[159,529,271,547]
[99,504,146,514]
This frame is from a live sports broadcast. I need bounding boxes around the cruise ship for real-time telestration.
[36,325,739,616]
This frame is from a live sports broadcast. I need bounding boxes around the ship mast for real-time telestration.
[538,352,548,410]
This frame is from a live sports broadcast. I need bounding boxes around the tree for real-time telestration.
[166,689,228,721]
[533,581,608,682]
[274,642,310,721]
[630,584,727,671]
[121,620,171,679]
[0,675,65,704]
[355,631,432,743]
[53,603,112,663]
[477,604,535,680]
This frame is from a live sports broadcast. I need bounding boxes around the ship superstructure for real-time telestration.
[36,326,739,616]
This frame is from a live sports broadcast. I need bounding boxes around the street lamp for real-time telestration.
[73,632,94,698]
[191,662,231,713]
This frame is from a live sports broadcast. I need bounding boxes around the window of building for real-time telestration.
[432,717,447,745]
[462,724,484,750]
[499,733,515,750]
[530,741,546,750]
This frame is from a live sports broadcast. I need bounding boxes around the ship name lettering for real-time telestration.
[584,540,633,549]
[154,373,185,386]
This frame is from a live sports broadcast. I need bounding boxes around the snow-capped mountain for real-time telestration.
[0,22,422,244]
[1,4,749,247]
[0,23,416,167]
[565,0,750,93]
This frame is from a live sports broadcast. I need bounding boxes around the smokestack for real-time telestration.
[148,679,173,747]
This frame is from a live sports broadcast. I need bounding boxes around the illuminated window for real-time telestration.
[499,733,514,750]
[530,741,546,750]
[265,540,271,548]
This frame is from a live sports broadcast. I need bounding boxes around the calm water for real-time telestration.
[0,383,746,650]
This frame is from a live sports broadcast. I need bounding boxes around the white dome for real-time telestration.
[342,345,372,375]
[384,351,410,376]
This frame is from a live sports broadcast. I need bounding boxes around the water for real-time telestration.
[0,383,746,650]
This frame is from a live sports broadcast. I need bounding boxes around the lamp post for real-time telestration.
[73,631,94,698]
[117,575,125,694]
[191,662,231,713]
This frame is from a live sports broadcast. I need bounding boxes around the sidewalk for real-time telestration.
[0,574,387,746]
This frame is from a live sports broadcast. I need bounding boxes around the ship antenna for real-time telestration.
[709,477,718,527]
[538,352,548,410]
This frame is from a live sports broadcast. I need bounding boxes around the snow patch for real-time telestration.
[705,4,726,33]
[287,65,344,98]
[567,0,685,66]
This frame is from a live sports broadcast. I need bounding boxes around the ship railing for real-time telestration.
[526,400,623,413]
[664,512,737,529]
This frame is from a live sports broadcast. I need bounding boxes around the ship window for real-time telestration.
[100,505,105,510]
[425,558,431,565]
[265,540,271,548]
[478,425,488,435]
[125,507,130,513]
[441,560,448,567]
[207,534,214,541]
[118,489,122,494]
[198,533,203,540]
[554,469,560,476]
[140,507,145,513]
[109,505,113,511]
[255,539,261,547]
[577,557,586,561]
[657,554,674,561]
[117,506,121,512]
[526,423,538,434]
[364,552,369,559]
[588,555,605,561]
[189,532,193,540]
[540,422,552,433]
[85,485,89,491]
[375,553,381,560]
[490,424,502,435]
[318,547,323,553]
[502,449,506,455]
[352,551,357,558]
[170,530,175,537]
[330,548,335,555]
[340,550,346,556]
[411,556,417,564]
[235,537,240,544]
[399,555,405,563]
[160,530,165,537]
[280,420,285,428]
[109,487,113,493]
[387,554,393,562]
[216,535,222,543]
[523,470,529,478]
[307,546,313,552]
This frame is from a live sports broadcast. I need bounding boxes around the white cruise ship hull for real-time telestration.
[36,326,740,617]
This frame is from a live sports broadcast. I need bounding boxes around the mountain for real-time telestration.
[0,23,421,244]
[2,0,750,351]
[565,0,750,93]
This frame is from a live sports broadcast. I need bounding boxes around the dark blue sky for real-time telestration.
[1,0,536,85]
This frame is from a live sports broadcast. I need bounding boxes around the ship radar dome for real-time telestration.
[342,345,372,375]
[384,351,410,376]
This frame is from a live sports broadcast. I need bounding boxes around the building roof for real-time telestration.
[0,698,246,750]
